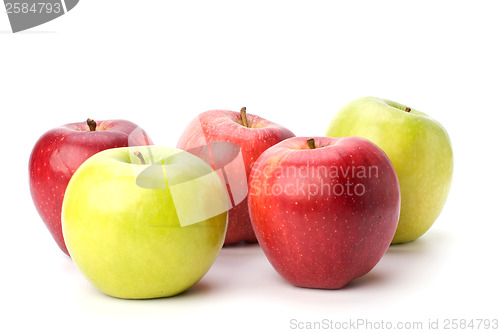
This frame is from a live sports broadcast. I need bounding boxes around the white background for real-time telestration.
[1,1,499,332]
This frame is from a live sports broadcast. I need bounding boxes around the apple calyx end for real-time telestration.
[134,151,146,165]
[87,118,97,131]
[240,107,249,128]
[307,138,316,149]
[405,107,411,113]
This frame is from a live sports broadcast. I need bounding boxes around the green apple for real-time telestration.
[325,97,453,244]
[62,146,228,299]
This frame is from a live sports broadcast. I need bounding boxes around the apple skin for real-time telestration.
[61,146,228,299]
[248,136,400,289]
[177,109,295,245]
[29,119,153,256]
[325,97,453,244]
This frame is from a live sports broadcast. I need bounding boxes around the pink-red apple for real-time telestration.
[29,119,153,256]
[248,136,400,289]
[177,108,295,245]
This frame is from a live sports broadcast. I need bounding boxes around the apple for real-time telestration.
[177,107,295,245]
[61,146,228,299]
[29,119,153,256]
[325,97,453,243]
[248,136,400,289]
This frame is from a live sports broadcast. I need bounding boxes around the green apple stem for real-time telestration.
[134,151,146,165]
[307,138,315,149]
[405,107,411,112]
[240,107,249,127]
[87,118,97,131]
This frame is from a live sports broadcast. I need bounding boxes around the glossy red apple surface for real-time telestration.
[248,136,400,289]
[29,119,153,255]
[177,108,295,245]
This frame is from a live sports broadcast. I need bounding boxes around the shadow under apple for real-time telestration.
[294,228,454,293]
[346,228,454,291]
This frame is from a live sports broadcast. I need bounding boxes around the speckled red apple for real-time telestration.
[29,119,153,256]
[248,136,400,289]
[177,108,295,245]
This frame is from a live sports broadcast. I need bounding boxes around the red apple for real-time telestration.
[248,136,400,289]
[29,119,153,256]
[177,108,295,245]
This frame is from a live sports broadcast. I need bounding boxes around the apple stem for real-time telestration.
[307,138,316,149]
[405,107,411,112]
[87,118,97,131]
[134,151,146,165]
[240,107,249,127]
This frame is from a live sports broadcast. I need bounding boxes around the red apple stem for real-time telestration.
[87,118,97,131]
[307,138,315,149]
[134,151,146,165]
[405,107,411,112]
[240,107,249,128]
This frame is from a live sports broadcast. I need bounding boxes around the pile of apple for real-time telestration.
[29,97,453,299]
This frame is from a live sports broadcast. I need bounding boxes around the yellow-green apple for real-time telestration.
[248,136,400,289]
[325,97,453,244]
[61,146,228,299]
[177,108,295,245]
[29,119,152,256]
